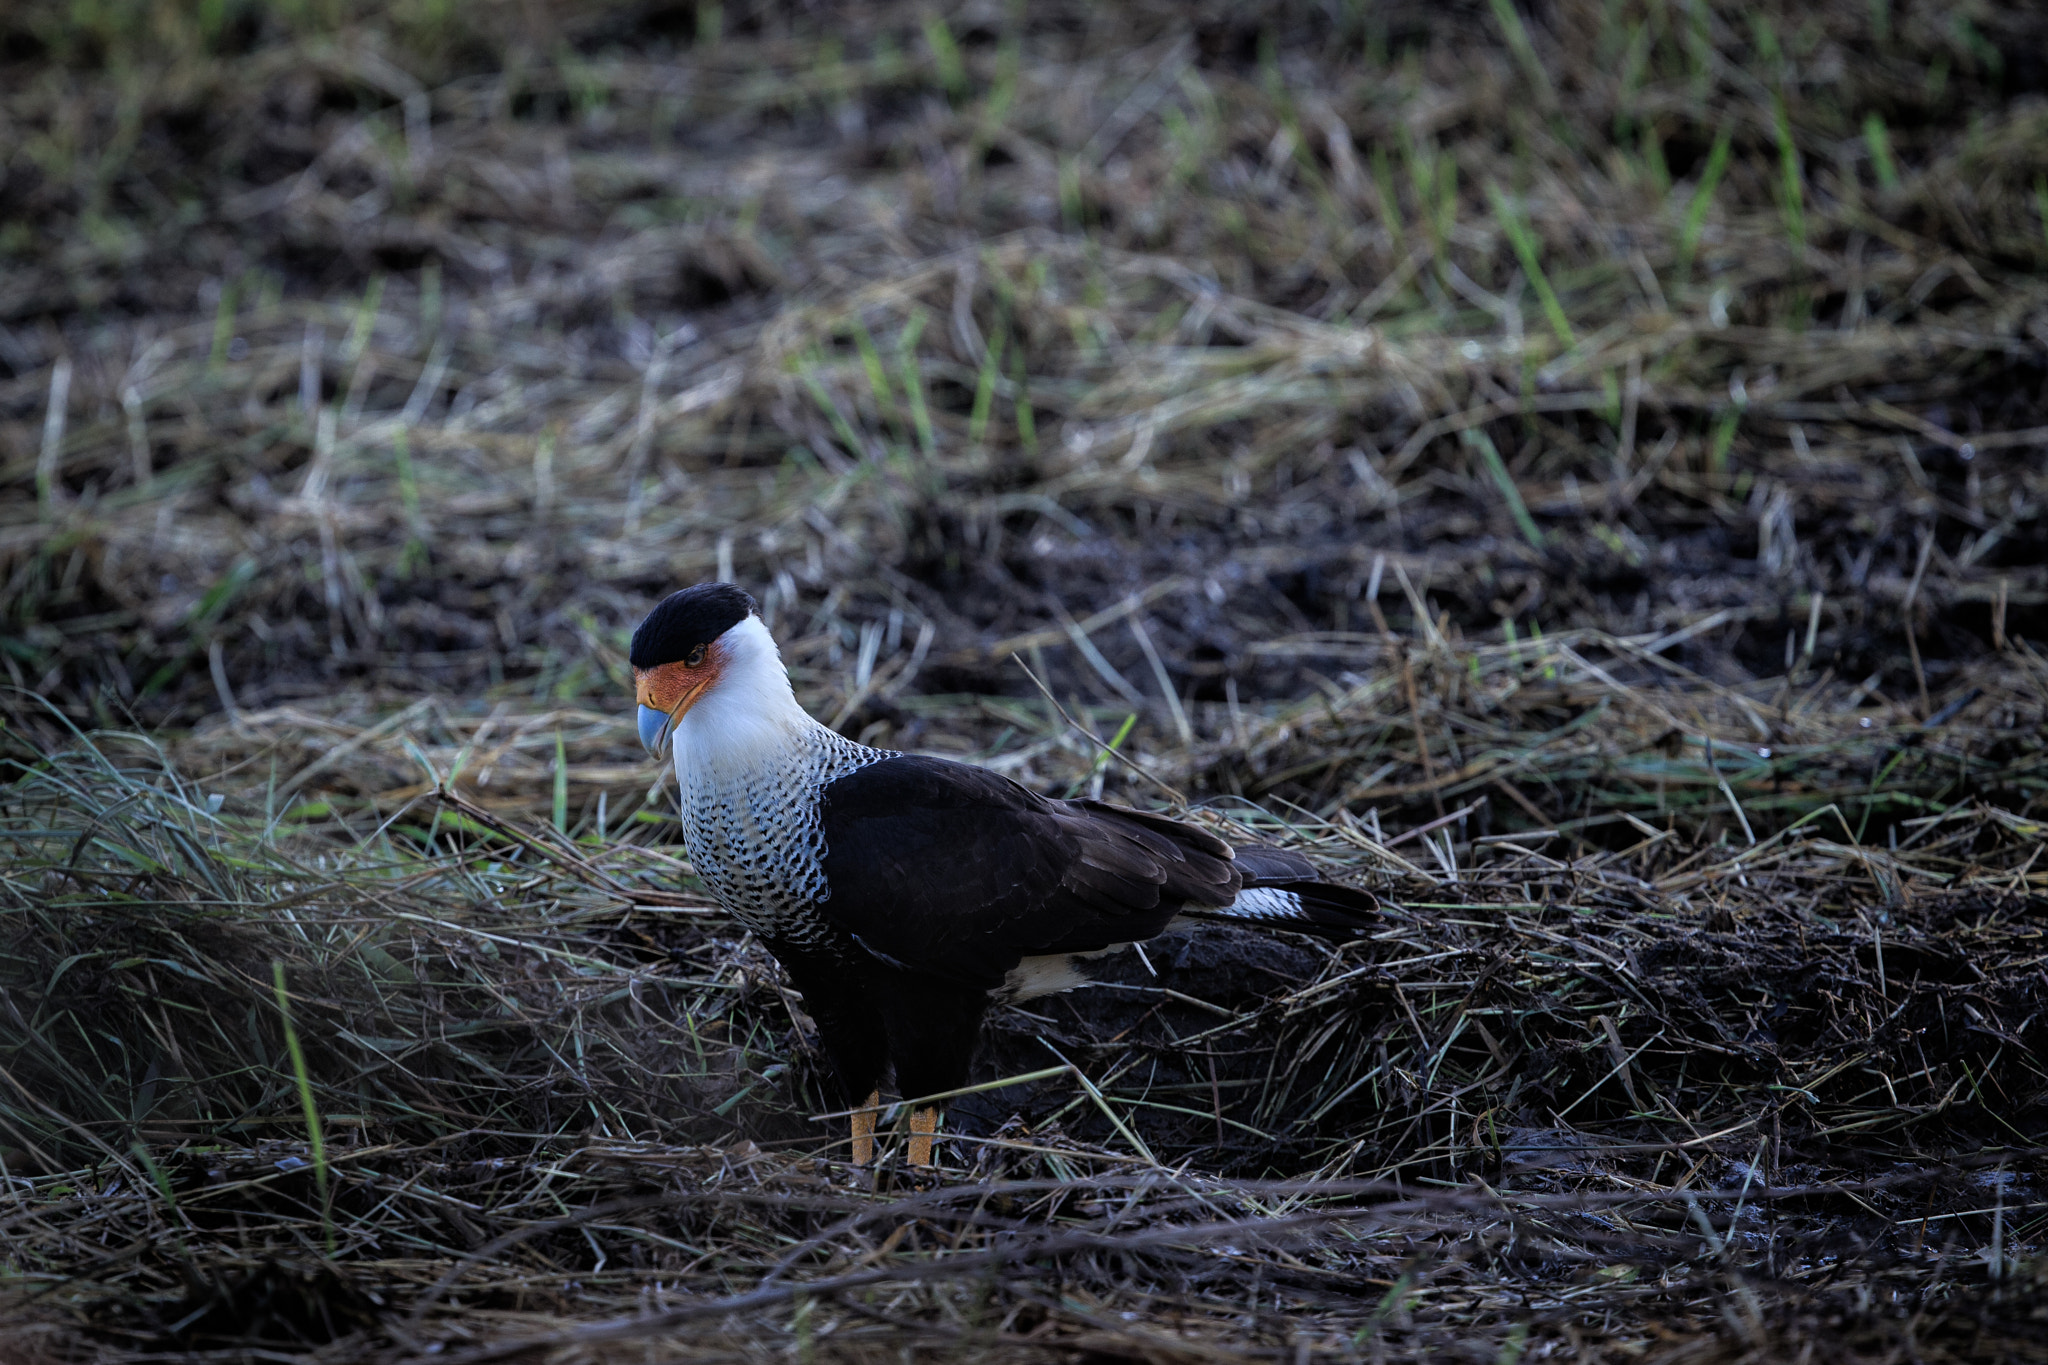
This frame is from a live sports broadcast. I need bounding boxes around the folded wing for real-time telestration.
[817,755,1240,987]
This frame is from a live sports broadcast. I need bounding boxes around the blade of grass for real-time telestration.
[967,309,1008,447]
[1772,95,1805,257]
[850,318,900,444]
[206,276,239,374]
[1488,186,1575,349]
[1353,1270,1416,1344]
[1037,1038,1159,1166]
[1463,426,1544,548]
[1058,156,1083,230]
[553,730,569,833]
[1069,712,1137,797]
[1677,129,1732,274]
[130,1140,189,1255]
[1708,408,1740,478]
[793,348,868,462]
[922,13,967,101]
[1865,114,1900,191]
[271,960,332,1252]
[895,313,937,456]
[1486,0,1557,108]
[36,358,71,519]
[393,428,427,576]
[1371,144,1406,257]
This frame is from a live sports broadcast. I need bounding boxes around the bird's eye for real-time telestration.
[685,644,707,667]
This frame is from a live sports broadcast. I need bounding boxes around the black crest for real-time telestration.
[630,583,757,667]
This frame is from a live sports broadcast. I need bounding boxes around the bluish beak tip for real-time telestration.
[638,704,671,757]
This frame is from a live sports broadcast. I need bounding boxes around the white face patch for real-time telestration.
[670,615,815,777]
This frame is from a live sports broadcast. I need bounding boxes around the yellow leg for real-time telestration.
[906,1106,940,1168]
[849,1090,880,1166]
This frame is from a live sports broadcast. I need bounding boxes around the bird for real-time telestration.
[631,583,1378,1168]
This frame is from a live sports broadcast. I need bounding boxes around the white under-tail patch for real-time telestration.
[998,955,1089,1002]
[1219,886,1309,923]
[996,943,1132,1002]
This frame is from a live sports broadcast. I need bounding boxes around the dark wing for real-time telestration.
[818,755,1240,988]
[1227,845,1320,883]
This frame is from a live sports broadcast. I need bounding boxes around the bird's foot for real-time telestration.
[849,1090,880,1167]
[906,1106,940,1169]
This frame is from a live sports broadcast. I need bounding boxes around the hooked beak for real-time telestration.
[638,703,674,758]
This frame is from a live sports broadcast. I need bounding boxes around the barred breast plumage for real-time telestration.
[675,726,893,945]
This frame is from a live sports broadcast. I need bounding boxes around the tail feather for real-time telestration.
[1195,843,1380,938]
[1229,844,1319,883]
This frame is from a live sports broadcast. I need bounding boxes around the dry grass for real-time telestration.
[2,0,2047,1360]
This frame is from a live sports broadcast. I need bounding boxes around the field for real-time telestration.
[3,0,2047,1359]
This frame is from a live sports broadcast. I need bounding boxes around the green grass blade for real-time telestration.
[1772,96,1805,255]
[271,960,332,1252]
[1709,408,1740,477]
[850,319,897,428]
[1863,114,1899,191]
[896,314,937,456]
[967,318,1008,447]
[793,349,868,461]
[188,555,259,629]
[1486,0,1557,107]
[1463,426,1545,548]
[394,427,427,576]
[1488,185,1575,349]
[1058,156,1083,229]
[1677,129,1733,273]
[553,730,569,833]
[922,14,967,100]
[207,276,239,374]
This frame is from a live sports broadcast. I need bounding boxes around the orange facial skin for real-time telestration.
[632,643,724,752]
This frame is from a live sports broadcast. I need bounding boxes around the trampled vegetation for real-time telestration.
[2,0,2045,1359]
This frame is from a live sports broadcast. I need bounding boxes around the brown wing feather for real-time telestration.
[1079,798,1235,862]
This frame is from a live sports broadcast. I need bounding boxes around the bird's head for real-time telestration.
[631,583,761,759]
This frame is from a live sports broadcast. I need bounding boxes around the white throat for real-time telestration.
[669,614,822,783]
